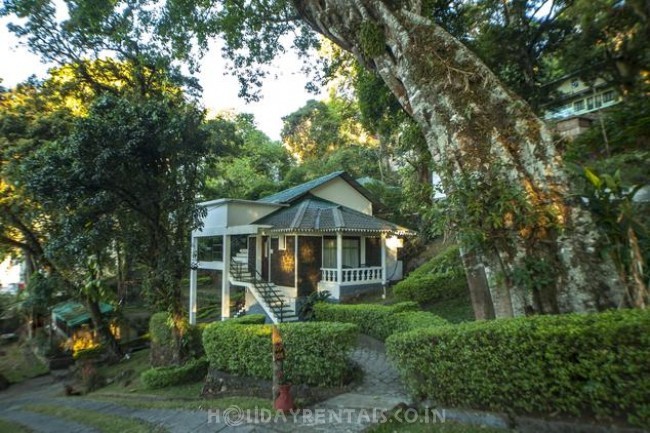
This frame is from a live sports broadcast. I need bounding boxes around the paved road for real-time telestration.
[0,336,410,433]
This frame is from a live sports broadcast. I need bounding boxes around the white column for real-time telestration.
[189,236,198,325]
[255,236,263,275]
[221,234,231,321]
[381,234,387,286]
[360,236,366,266]
[336,232,343,285]
[294,236,299,289]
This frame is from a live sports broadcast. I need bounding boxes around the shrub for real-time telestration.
[313,302,447,341]
[202,321,357,386]
[182,323,207,359]
[228,314,267,325]
[73,346,105,361]
[386,309,650,427]
[393,245,468,304]
[149,311,195,366]
[141,357,209,389]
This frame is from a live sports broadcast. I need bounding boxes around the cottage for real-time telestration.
[188,171,413,324]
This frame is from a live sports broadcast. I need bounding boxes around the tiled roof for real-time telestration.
[253,196,413,235]
[257,171,378,205]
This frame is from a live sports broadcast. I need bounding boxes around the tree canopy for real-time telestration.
[2,0,648,315]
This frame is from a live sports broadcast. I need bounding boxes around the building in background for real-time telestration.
[0,256,26,294]
[542,75,622,139]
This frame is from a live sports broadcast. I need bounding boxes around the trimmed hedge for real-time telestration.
[393,245,468,304]
[313,302,446,341]
[228,314,267,325]
[386,309,650,427]
[141,357,209,389]
[202,321,357,386]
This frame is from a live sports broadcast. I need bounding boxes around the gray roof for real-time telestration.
[253,196,413,235]
[257,171,378,205]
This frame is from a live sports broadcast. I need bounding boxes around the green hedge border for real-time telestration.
[141,357,209,389]
[202,321,358,386]
[387,309,650,427]
[313,302,447,340]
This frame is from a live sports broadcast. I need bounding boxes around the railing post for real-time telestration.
[222,234,231,321]
[336,232,343,286]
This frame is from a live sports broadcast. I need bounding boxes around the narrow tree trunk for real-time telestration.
[295,0,628,315]
[459,247,495,320]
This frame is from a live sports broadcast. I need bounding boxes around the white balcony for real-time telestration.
[320,266,383,285]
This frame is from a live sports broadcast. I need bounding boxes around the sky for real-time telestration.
[0,23,320,141]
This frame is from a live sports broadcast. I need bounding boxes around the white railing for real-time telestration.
[321,267,383,285]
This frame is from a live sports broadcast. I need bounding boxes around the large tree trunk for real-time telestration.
[294,0,628,315]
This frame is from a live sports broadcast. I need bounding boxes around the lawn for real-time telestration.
[90,348,272,411]
[0,342,49,383]
[23,404,166,433]
[422,295,475,324]
[92,349,204,399]
[345,286,475,324]
[0,418,34,433]
[369,418,507,433]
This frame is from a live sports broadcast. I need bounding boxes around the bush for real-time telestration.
[149,311,197,366]
[313,302,446,341]
[202,321,357,386]
[228,314,267,325]
[386,309,650,427]
[393,245,468,304]
[182,323,207,359]
[141,357,209,389]
[73,346,105,361]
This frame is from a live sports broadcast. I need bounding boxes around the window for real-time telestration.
[574,100,585,112]
[586,97,594,110]
[342,239,360,268]
[602,90,615,103]
[594,95,602,108]
[322,237,360,268]
[197,236,223,262]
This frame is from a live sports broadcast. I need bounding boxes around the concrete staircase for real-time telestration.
[229,249,299,324]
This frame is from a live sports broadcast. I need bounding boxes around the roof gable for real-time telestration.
[257,171,378,208]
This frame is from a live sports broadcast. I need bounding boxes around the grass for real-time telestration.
[369,417,508,432]
[345,284,475,324]
[0,342,49,383]
[22,404,167,433]
[91,349,204,399]
[0,418,34,433]
[90,395,273,411]
[422,295,475,324]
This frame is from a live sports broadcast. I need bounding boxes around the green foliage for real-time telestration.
[393,245,468,304]
[312,302,446,341]
[73,345,105,360]
[558,0,649,93]
[140,357,208,389]
[387,309,650,427]
[566,95,650,184]
[298,290,331,321]
[149,312,176,347]
[202,321,357,386]
[567,166,649,301]
[359,22,385,58]
[149,311,199,365]
[511,256,556,301]
[203,113,289,200]
[227,314,267,325]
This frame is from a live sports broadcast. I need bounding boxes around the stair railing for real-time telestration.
[230,259,285,322]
